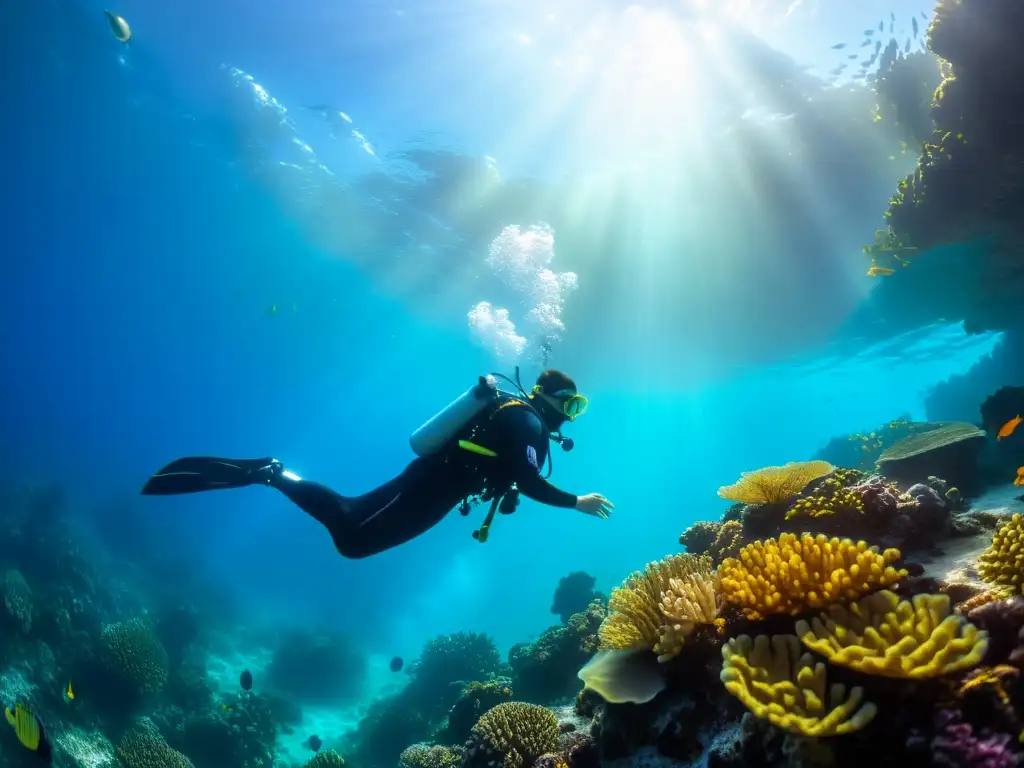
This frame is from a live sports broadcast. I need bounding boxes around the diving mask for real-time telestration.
[533,385,589,421]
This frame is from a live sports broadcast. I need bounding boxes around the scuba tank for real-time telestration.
[410,375,499,457]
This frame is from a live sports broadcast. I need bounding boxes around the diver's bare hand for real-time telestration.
[576,493,614,519]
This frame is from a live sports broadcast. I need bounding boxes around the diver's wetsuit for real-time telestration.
[141,398,577,559]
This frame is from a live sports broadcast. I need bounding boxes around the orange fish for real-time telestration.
[867,266,896,277]
[998,415,1022,440]
[1015,467,1024,487]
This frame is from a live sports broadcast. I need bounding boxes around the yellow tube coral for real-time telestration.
[717,461,834,505]
[795,590,988,679]
[719,533,906,619]
[598,554,714,662]
[978,514,1024,594]
[720,634,877,737]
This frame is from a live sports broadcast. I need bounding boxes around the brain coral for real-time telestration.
[464,702,559,768]
[116,719,194,768]
[719,533,906,619]
[100,618,170,695]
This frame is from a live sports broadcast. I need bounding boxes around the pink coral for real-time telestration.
[932,709,1022,767]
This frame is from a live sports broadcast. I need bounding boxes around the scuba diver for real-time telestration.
[140,369,614,558]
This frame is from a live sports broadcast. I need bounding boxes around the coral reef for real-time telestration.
[796,590,988,678]
[509,601,605,704]
[434,680,514,745]
[598,554,716,661]
[462,702,560,768]
[550,572,604,625]
[876,422,987,495]
[116,718,195,768]
[720,634,877,736]
[979,514,1024,594]
[717,461,834,505]
[718,533,906,619]
[399,743,464,768]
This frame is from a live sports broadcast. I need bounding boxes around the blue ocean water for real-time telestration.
[0,0,1012,764]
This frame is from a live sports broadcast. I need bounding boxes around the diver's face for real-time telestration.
[536,393,570,429]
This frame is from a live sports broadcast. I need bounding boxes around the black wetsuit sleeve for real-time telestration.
[491,406,578,509]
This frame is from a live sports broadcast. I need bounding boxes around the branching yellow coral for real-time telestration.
[978,514,1024,594]
[717,461,834,505]
[658,567,721,659]
[719,534,906,619]
[795,590,988,679]
[599,554,714,662]
[708,520,744,565]
[786,471,866,521]
[720,634,877,737]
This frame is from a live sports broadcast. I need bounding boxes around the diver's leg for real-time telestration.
[271,458,465,559]
[141,457,280,495]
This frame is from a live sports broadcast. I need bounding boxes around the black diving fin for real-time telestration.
[140,457,280,496]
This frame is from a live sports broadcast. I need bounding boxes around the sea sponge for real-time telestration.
[464,702,559,768]
[717,461,834,505]
[3,570,32,633]
[100,618,170,695]
[978,514,1024,594]
[307,751,346,767]
[719,534,906,619]
[598,554,714,661]
[796,590,988,679]
[720,634,877,737]
[116,719,195,768]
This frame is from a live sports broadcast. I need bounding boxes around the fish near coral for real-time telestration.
[998,416,1022,440]
[577,649,666,704]
[305,734,323,752]
[1016,468,1024,487]
[240,669,252,691]
[4,702,52,763]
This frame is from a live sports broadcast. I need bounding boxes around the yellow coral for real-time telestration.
[786,471,866,521]
[978,514,1024,594]
[658,566,721,660]
[599,554,714,662]
[720,634,877,737]
[717,461,834,505]
[719,534,906,619]
[468,702,559,768]
[795,590,988,679]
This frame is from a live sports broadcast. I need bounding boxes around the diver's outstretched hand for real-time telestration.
[576,493,614,519]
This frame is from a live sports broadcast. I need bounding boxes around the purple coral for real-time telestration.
[970,597,1024,667]
[932,709,1022,767]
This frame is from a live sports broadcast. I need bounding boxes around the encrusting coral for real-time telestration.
[720,634,878,737]
[786,469,866,521]
[598,554,716,662]
[979,514,1024,594]
[463,702,560,768]
[718,533,907,619]
[796,589,988,679]
[717,461,834,505]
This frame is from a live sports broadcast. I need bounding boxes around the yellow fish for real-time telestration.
[103,10,132,42]
[4,702,52,760]
[1014,467,1024,487]
[998,415,1022,440]
[867,266,896,277]
[64,681,74,702]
